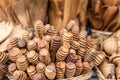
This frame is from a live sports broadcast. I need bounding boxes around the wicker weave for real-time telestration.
[94,67,106,80]
[62,71,93,80]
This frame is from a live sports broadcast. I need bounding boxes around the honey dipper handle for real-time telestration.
[51,51,55,62]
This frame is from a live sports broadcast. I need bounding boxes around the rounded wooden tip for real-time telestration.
[44,35,51,42]
[66,62,76,69]
[17,55,26,63]
[27,66,36,73]
[39,48,49,56]
[27,40,37,48]
[56,61,66,68]
[46,65,56,73]
[63,42,70,49]
[38,39,49,50]
[13,70,21,79]
[27,40,36,46]
[72,41,80,46]
[64,32,73,38]
[21,48,27,55]
[33,37,40,43]
[27,51,36,58]
[60,46,69,53]
[10,37,19,43]
[8,63,16,72]
[70,49,76,54]
[33,73,44,80]
[9,47,20,57]
[34,20,43,26]
[18,39,26,48]
[76,60,83,67]
[13,70,27,80]
[52,35,61,41]
[79,47,86,52]
[45,64,56,79]
[36,62,45,70]
[70,53,77,60]
[83,62,90,68]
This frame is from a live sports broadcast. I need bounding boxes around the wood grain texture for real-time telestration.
[48,0,63,32]
[79,0,88,30]
[63,0,79,29]
[25,0,48,23]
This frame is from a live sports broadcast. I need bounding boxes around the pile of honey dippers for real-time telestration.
[1,0,120,79]
[0,20,104,80]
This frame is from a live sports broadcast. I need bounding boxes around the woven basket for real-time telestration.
[6,71,93,80]
[63,71,93,80]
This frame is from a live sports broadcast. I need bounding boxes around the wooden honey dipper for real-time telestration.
[66,50,77,63]
[75,60,83,76]
[33,72,46,80]
[44,35,51,44]
[82,62,91,74]
[70,41,80,51]
[94,51,106,67]
[0,52,9,64]
[27,65,36,79]
[62,32,73,43]
[45,63,56,80]
[65,62,76,78]
[44,25,55,34]
[28,30,34,40]
[33,37,40,44]
[84,48,97,62]
[16,55,28,71]
[59,29,68,37]
[56,61,66,79]
[8,63,17,74]
[27,40,37,50]
[51,35,62,62]
[7,37,19,50]
[34,20,49,50]
[34,20,44,38]
[44,24,51,34]
[46,27,54,36]
[56,46,69,62]
[79,37,87,48]
[79,29,87,38]
[13,70,28,80]
[38,38,49,50]
[9,47,21,62]
[26,50,39,65]
[36,62,46,73]
[86,39,96,49]
[72,26,80,41]
[20,48,28,55]
[17,38,26,48]
[39,48,51,65]
[77,47,86,57]
[66,20,75,31]
[0,64,8,73]
[22,31,33,41]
